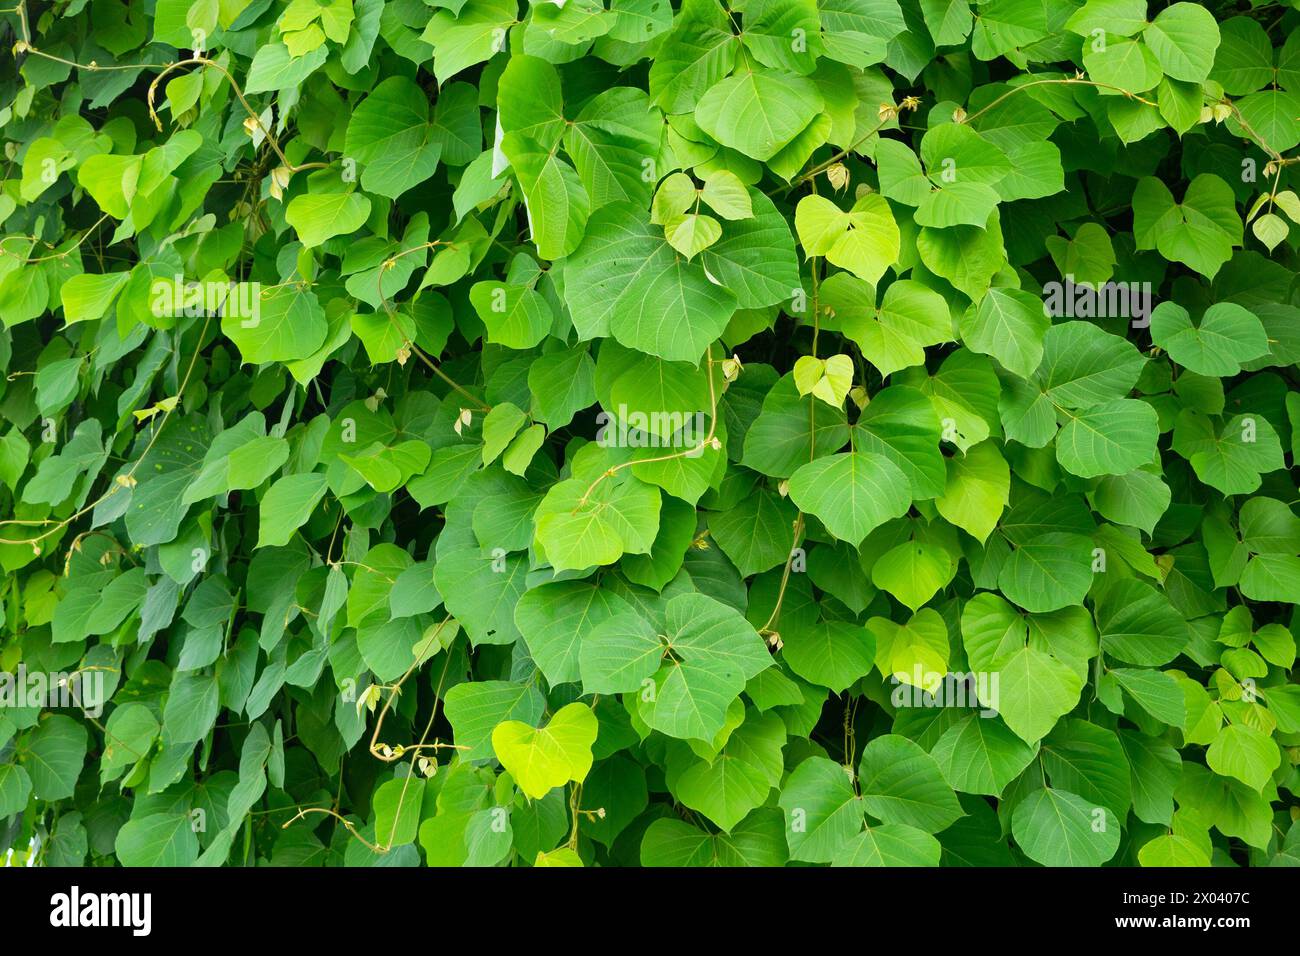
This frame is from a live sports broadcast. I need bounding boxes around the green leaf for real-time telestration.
[1110,669,1186,727]
[1139,834,1211,867]
[23,715,88,801]
[114,812,200,867]
[1143,2,1221,83]
[1150,301,1269,376]
[778,755,863,863]
[859,734,962,832]
[257,473,328,548]
[795,193,900,285]
[664,212,722,259]
[1065,0,1147,37]
[372,776,424,847]
[245,42,328,93]
[1040,719,1131,819]
[285,190,372,248]
[564,87,662,207]
[997,646,1083,744]
[1096,578,1188,666]
[481,402,527,466]
[432,548,525,646]
[931,714,1037,797]
[831,824,941,866]
[59,272,130,325]
[1205,723,1280,791]
[836,277,952,378]
[534,474,661,572]
[1089,469,1171,535]
[781,620,875,693]
[871,541,950,612]
[491,702,600,799]
[163,672,220,744]
[580,611,665,695]
[76,153,142,219]
[671,709,786,831]
[920,0,972,46]
[564,202,737,363]
[1010,788,1120,866]
[1040,321,1146,409]
[700,170,753,220]
[870,609,950,690]
[445,681,546,762]
[709,486,798,578]
[1133,174,1241,279]
[638,593,773,740]
[1240,554,1300,603]
[514,581,632,686]
[854,385,947,498]
[648,0,739,113]
[344,76,441,198]
[695,70,823,161]
[788,451,912,546]
[1232,90,1300,154]
[743,375,850,478]
[998,533,1095,614]
[639,810,788,866]
[427,0,518,85]
[936,440,1009,543]
[1084,37,1162,93]
[1056,399,1159,478]
[1172,410,1285,496]
[504,134,592,261]
[958,287,1049,379]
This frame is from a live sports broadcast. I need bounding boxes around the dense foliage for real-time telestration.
[1,0,1299,869]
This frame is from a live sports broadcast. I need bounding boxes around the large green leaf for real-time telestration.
[1055,399,1159,478]
[638,593,773,740]
[491,703,600,799]
[563,202,738,362]
[997,646,1083,744]
[1010,788,1120,866]
[695,70,823,161]
[788,451,912,546]
[1150,301,1269,376]
[858,734,962,833]
[778,755,864,863]
[1133,174,1241,279]
[344,77,442,198]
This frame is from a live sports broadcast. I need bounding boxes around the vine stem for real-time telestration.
[366,617,464,763]
[784,115,893,193]
[759,513,805,637]
[0,313,214,548]
[0,215,109,263]
[289,620,461,854]
[760,249,823,638]
[786,76,1167,193]
[574,345,722,510]
[374,240,492,413]
[281,808,383,854]
[146,58,303,167]
[959,76,1157,125]
[17,45,328,179]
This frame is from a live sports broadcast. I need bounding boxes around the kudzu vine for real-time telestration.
[1,0,1299,868]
